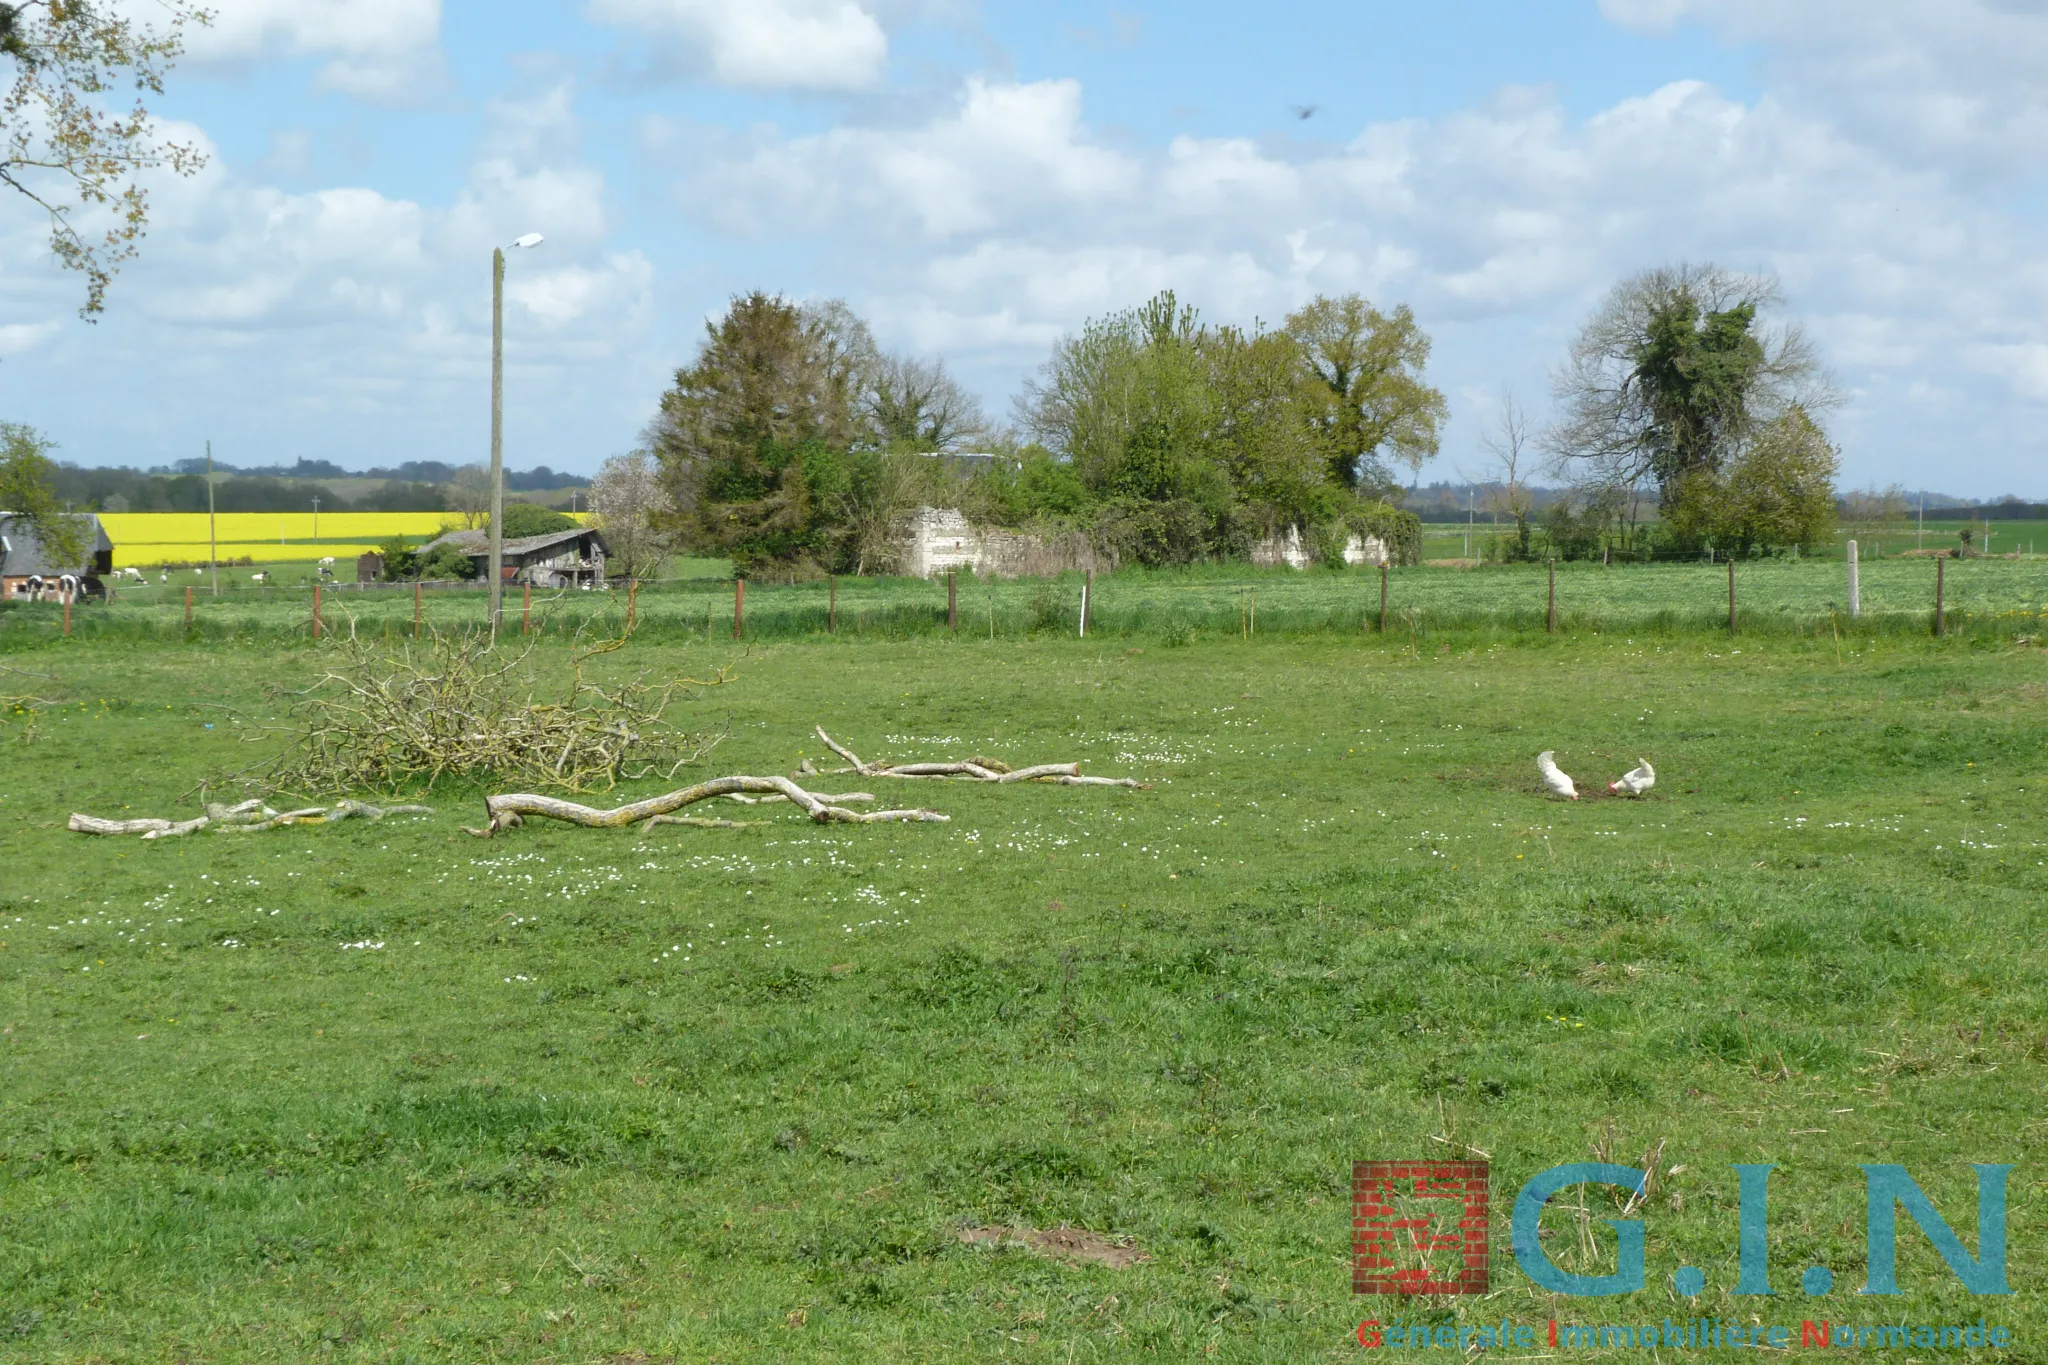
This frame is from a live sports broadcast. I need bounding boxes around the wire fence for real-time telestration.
[5,557,2047,650]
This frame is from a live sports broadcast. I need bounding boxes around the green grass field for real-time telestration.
[14,557,2048,650]
[1,626,2044,1361]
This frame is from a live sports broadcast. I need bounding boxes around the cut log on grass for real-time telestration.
[465,774,948,837]
[813,727,1144,787]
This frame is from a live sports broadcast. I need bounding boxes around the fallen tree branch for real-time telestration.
[642,815,767,830]
[465,774,948,837]
[724,791,876,805]
[71,800,434,838]
[69,813,209,838]
[813,727,1144,787]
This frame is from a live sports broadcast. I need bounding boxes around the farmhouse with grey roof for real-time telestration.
[0,513,115,600]
[420,525,610,588]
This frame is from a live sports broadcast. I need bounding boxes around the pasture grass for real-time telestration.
[0,630,2044,1361]
[11,556,2048,652]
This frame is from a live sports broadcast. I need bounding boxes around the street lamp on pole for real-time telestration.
[489,232,545,639]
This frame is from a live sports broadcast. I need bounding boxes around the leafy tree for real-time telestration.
[1284,294,1447,496]
[587,450,673,580]
[1549,264,1831,519]
[1015,290,1432,566]
[0,420,83,565]
[1666,405,1838,554]
[416,543,477,581]
[648,291,868,575]
[496,503,575,539]
[2,0,212,317]
[375,535,419,581]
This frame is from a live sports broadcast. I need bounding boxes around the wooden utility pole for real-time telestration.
[522,580,532,635]
[1934,554,1946,636]
[733,578,744,639]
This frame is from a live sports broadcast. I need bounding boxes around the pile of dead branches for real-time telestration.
[257,625,727,797]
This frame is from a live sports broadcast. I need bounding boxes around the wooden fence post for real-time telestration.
[1378,562,1389,633]
[1934,554,1946,637]
[313,583,322,639]
[184,585,193,629]
[733,578,744,640]
[63,594,71,637]
[828,576,836,634]
[948,570,957,631]
[1546,560,1557,634]
[1727,559,1737,635]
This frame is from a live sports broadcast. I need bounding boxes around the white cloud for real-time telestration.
[669,71,2048,492]
[0,88,660,471]
[184,0,444,101]
[1599,0,2048,177]
[588,0,887,91]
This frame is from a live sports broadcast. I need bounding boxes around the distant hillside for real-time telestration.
[48,462,590,515]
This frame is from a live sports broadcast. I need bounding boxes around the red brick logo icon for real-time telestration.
[1352,1161,1490,1295]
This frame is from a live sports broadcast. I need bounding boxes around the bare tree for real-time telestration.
[862,354,988,452]
[451,464,492,529]
[1473,388,1535,561]
[588,450,674,581]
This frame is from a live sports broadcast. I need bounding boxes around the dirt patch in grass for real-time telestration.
[957,1224,1148,1270]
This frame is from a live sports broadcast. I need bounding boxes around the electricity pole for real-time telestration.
[206,440,219,598]
[487,232,545,640]
[489,245,506,637]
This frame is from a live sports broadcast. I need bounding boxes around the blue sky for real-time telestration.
[4,0,2046,496]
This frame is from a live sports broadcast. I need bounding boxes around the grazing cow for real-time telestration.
[317,564,335,579]
[251,571,269,585]
[23,575,44,600]
[58,573,80,601]
[318,556,336,566]
[159,571,169,583]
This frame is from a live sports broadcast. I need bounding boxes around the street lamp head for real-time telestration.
[509,233,545,249]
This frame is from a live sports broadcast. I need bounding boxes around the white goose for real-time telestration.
[1537,750,1579,800]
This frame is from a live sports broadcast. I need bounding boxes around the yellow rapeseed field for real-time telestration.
[98,512,589,568]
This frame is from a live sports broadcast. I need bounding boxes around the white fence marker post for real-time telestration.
[1846,539,1860,619]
